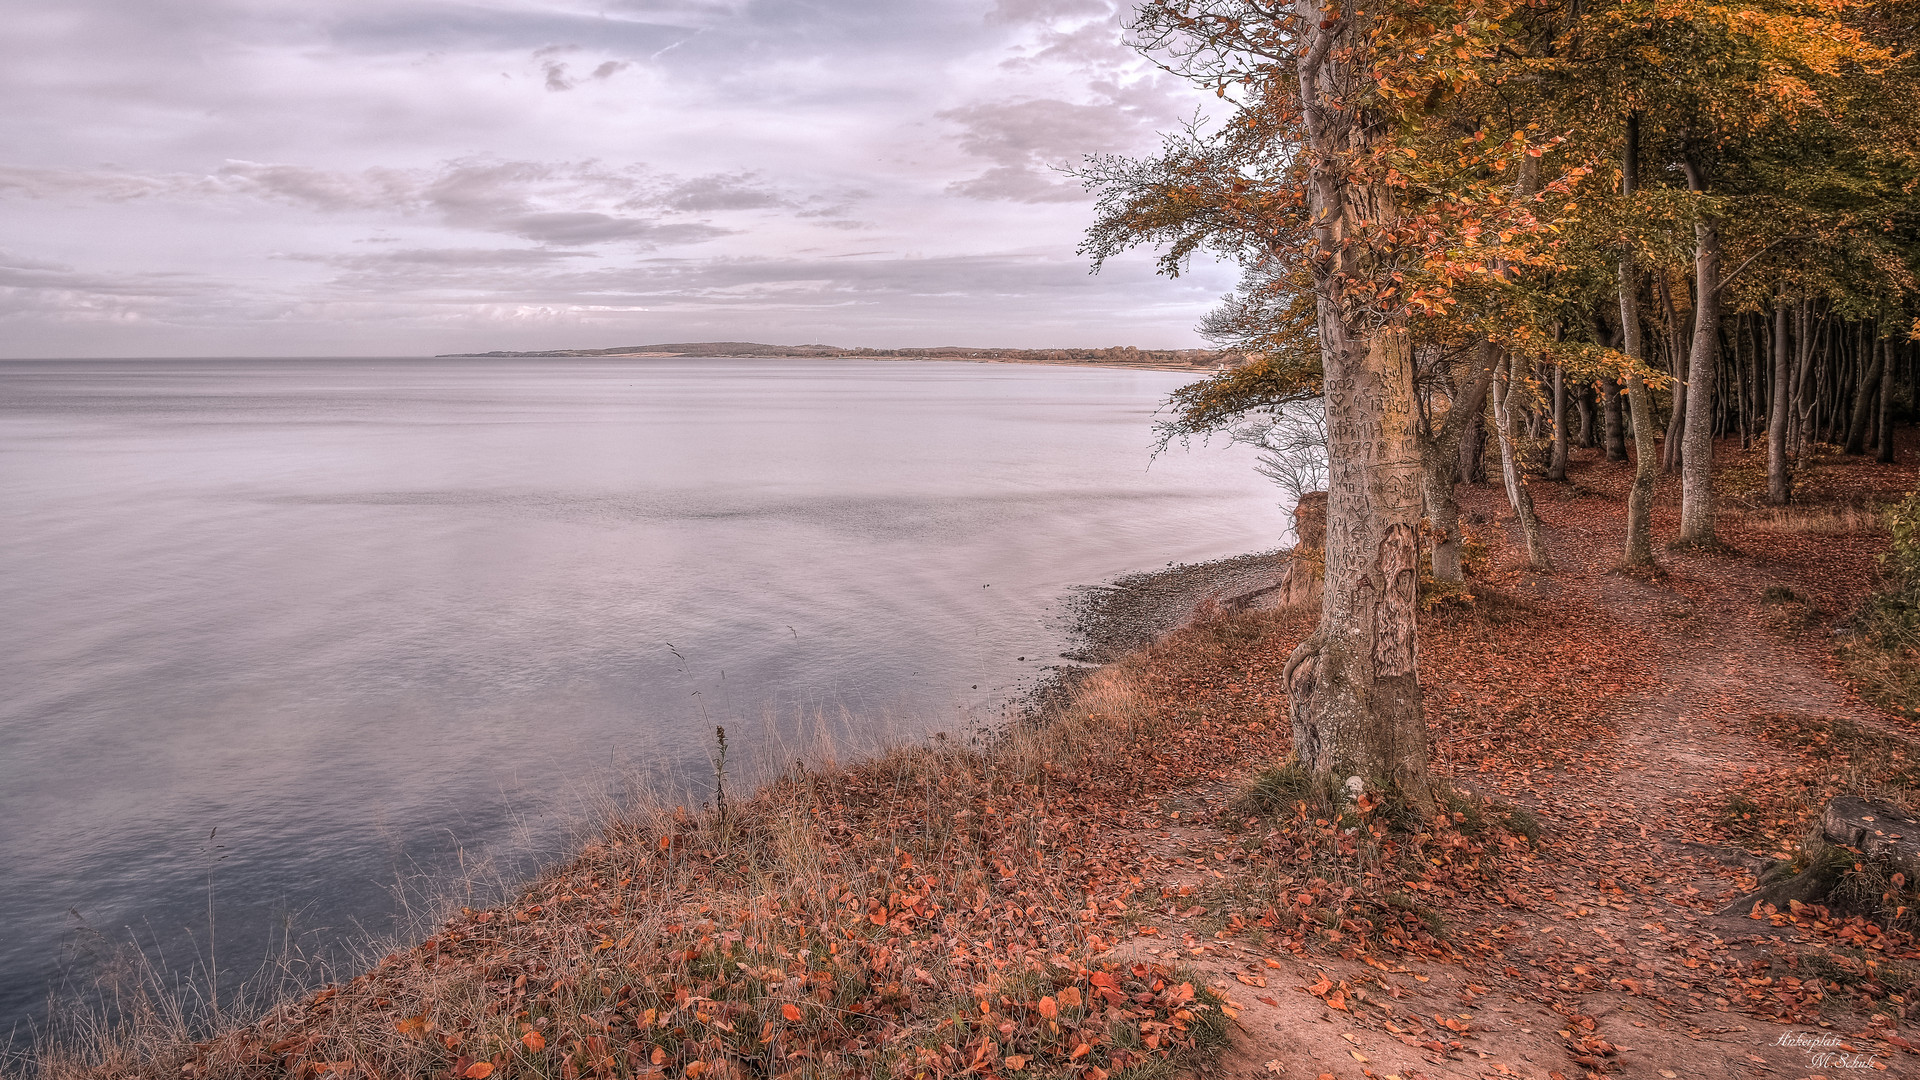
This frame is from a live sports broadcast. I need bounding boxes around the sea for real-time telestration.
[0,355,1284,1035]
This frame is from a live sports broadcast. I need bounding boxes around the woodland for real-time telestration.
[21,0,1920,1077]
[1081,0,1920,809]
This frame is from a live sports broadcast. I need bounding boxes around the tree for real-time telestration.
[1087,0,1590,802]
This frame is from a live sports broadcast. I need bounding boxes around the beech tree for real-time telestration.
[1085,0,1588,802]
[1088,0,1919,803]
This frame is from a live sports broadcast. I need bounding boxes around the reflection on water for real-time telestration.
[0,356,1281,1031]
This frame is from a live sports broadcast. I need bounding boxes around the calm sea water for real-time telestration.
[0,356,1282,1033]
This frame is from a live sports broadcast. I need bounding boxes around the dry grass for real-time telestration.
[12,634,1231,1080]
[1728,503,1888,536]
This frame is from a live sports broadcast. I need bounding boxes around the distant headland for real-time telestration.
[436,341,1238,372]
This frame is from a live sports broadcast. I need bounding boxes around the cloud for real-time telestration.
[940,97,1146,203]
[653,174,792,213]
[310,247,600,267]
[0,0,1226,355]
[0,250,226,327]
[1001,19,1129,71]
[987,0,1115,25]
[1,159,812,250]
[492,211,729,246]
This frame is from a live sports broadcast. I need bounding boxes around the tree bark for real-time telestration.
[1880,338,1898,464]
[1845,336,1884,455]
[1619,118,1659,568]
[1663,276,1688,475]
[1766,294,1791,504]
[1548,364,1568,481]
[1281,0,1430,801]
[1423,346,1496,584]
[1791,298,1818,470]
[1459,411,1487,483]
[1491,350,1553,570]
[1676,155,1719,547]
[1600,376,1626,459]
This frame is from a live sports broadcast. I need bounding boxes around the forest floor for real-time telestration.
[36,439,1920,1080]
[1164,441,1920,1080]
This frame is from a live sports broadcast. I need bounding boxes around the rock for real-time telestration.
[1292,491,1328,549]
[1820,796,1920,878]
[1717,796,1920,917]
[1271,491,1329,608]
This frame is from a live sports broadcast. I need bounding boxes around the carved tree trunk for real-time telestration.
[1281,0,1430,802]
[1676,156,1719,546]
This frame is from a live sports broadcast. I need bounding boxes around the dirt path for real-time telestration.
[1099,459,1918,1080]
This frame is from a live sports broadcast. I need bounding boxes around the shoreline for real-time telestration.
[22,545,1297,1076]
[19,546,1289,1066]
[435,346,1235,376]
[1063,550,1293,665]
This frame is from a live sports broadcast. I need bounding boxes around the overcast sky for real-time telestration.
[0,0,1239,357]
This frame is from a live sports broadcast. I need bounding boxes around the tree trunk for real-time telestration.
[1423,346,1496,584]
[1619,117,1659,569]
[1575,382,1595,448]
[1491,350,1553,569]
[1459,409,1487,484]
[1845,336,1884,455]
[1676,156,1719,547]
[1548,364,1568,481]
[1766,294,1791,504]
[1601,376,1626,460]
[1880,338,1898,464]
[1662,269,1688,474]
[1281,0,1430,801]
[1791,299,1818,469]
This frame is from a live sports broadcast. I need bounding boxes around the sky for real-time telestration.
[0,0,1241,357]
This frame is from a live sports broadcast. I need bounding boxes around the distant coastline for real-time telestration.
[436,340,1239,373]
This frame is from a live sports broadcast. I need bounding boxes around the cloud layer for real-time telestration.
[0,0,1232,356]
